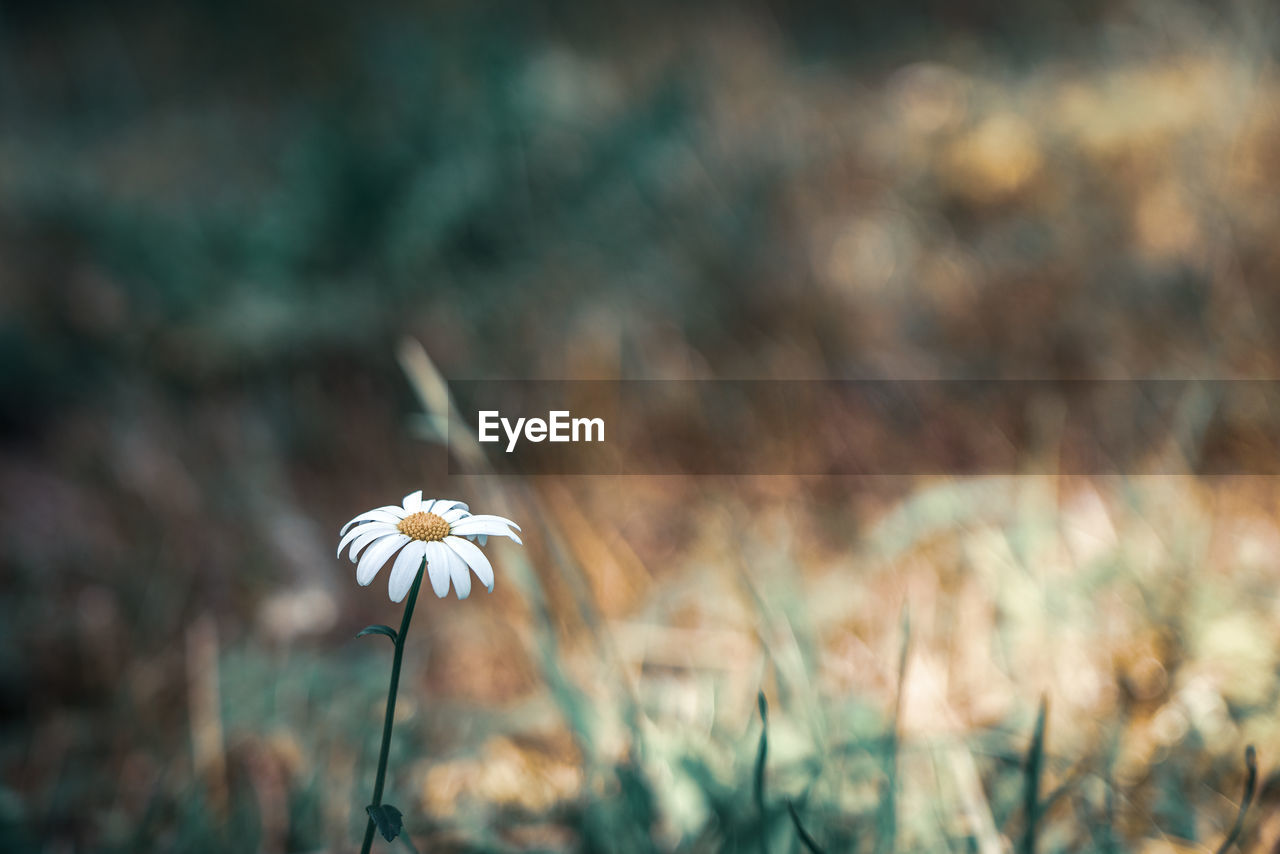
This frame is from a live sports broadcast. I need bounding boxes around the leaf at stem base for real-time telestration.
[366,803,403,842]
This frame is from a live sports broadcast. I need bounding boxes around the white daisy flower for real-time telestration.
[337,491,522,602]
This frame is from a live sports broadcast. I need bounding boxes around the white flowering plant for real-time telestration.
[339,490,521,851]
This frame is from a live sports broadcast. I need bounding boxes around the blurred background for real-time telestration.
[4,0,1280,850]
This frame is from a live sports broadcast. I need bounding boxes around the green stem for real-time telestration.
[360,560,425,854]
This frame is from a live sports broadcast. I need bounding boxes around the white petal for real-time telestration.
[387,540,427,603]
[441,507,470,523]
[453,513,520,532]
[478,534,487,546]
[442,540,471,599]
[444,536,494,592]
[448,517,522,545]
[427,499,469,515]
[337,522,396,558]
[402,491,423,513]
[357,534,410,586]
[448,517,515,535]
[340,506,407,535]
[349,526,399,563]
[423,541,453,598]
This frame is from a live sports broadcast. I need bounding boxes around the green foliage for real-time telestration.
[753,691,768,836]
[1213,746,1257,854]
[1018,698,1047,854]
[787,800,826,854]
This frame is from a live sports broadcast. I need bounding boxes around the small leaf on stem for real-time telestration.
[357,625,399,644]
[366,804,403,842]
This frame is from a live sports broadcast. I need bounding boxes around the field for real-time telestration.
[4,1,1280,851]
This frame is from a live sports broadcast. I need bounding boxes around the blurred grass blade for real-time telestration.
[397,336,486,470]
[1213,745,1257,854]
[1019,697,1048,854]
[876,608,910,854]
[1098,725,1120,854]
[755,691,769,853]
[396,338,452,431]
[944,745,1003,854]
[1102,768,1116,854]
[787,800,826,854]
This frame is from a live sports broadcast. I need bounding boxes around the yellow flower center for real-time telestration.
[397,511,450,542]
